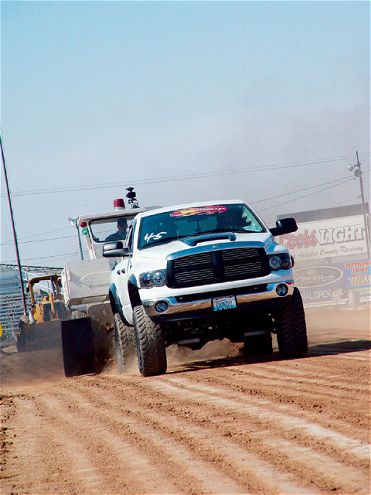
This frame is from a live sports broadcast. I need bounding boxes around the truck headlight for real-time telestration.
[140,269,167,288]
[269,253,292,271]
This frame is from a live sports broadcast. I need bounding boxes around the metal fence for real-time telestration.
[0,270,23,346]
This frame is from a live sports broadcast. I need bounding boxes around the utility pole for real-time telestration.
[0,134,28,316]
[348,151,370,259]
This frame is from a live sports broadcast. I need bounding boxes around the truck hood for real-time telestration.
[135,232,276,265]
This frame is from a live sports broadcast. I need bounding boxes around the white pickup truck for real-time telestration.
[104,200,307,376]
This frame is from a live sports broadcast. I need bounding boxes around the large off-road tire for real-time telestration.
[113,313,136,373]
[244,332,273,357]
[133,305,167,377]
[275,288,308,358]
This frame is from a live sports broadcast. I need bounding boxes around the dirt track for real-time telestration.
[1,306,370,494]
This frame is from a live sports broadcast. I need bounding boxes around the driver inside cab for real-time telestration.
[105,218,128,242]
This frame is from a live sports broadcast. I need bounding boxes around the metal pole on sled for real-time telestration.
[0,134,28,316]
[68,217,84,260]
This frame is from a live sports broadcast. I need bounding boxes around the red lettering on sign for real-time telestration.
[280,229,318,250]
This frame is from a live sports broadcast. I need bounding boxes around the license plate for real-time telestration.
[212,295,237,311]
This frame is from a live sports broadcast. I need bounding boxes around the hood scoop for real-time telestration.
[181,232,237,247]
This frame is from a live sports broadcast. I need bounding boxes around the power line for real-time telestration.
[258,168,370,212]
[0,233,77,246]
[2,170,369,247]
[0,178,356,262]
[1,152,368,199]
[15,225,72,240]
[2,165,369,261]
[259,177,354,212]
[0,226,75,245]
[1,251,80,264]
[0,176,354,263]
[0,176,362,265]
[250,174,354,205]
[1,226,118,246]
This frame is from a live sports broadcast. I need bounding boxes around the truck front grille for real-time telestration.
[167,248,269,288]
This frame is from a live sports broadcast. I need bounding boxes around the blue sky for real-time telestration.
[1,1,370,265]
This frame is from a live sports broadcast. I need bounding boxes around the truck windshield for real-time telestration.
[138,203,265,249]
[89,217,134,243]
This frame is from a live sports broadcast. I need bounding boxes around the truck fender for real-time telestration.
[109,284,120,313]
[109,284,132,326]
[128,275,141,307]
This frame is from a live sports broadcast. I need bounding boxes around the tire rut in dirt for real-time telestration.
[214,366,370,422]
[206,368,369,434]
[208,360,371,427]
[80,374,369,494]
[150,376,370,493]
[69,378,317,495]
[282,353,370,385]
[45,381,245,494]
[154,375,370,465]
[0,396,108,495]
[32,391,179,494]
[213,368,371,437]
[256,361,370,390]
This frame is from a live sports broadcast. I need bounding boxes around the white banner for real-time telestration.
[279,214,368,261]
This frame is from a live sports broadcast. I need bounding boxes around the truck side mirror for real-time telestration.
[270,218,298,237]
[103,241,130,258]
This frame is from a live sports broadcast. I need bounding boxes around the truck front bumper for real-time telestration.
[142,281,294,322]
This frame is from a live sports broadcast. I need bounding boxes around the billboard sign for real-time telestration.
[295,265,346,304]
[343,260,371,290]
[279,214,367,261]
[294,260,370,304]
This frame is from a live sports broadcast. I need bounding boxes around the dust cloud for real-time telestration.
[0,345,65,387]
[102,339,241,376]
[103,352,139,376]
[305,304,370,344]
[3,306,368,386]
[167,339,240,367]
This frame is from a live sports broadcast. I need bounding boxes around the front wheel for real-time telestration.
[133,306,167,377]
[275,288,308,358]
[113,313,136,373]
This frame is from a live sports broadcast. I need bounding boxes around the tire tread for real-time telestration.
[114,313,136,372]
[133,306,167,376]
[276,288,308,358]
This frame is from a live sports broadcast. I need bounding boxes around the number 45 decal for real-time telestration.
[144,232,167,243]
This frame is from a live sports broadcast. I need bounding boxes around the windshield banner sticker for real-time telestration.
[144,232,167,243]
[170,206,228,217]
